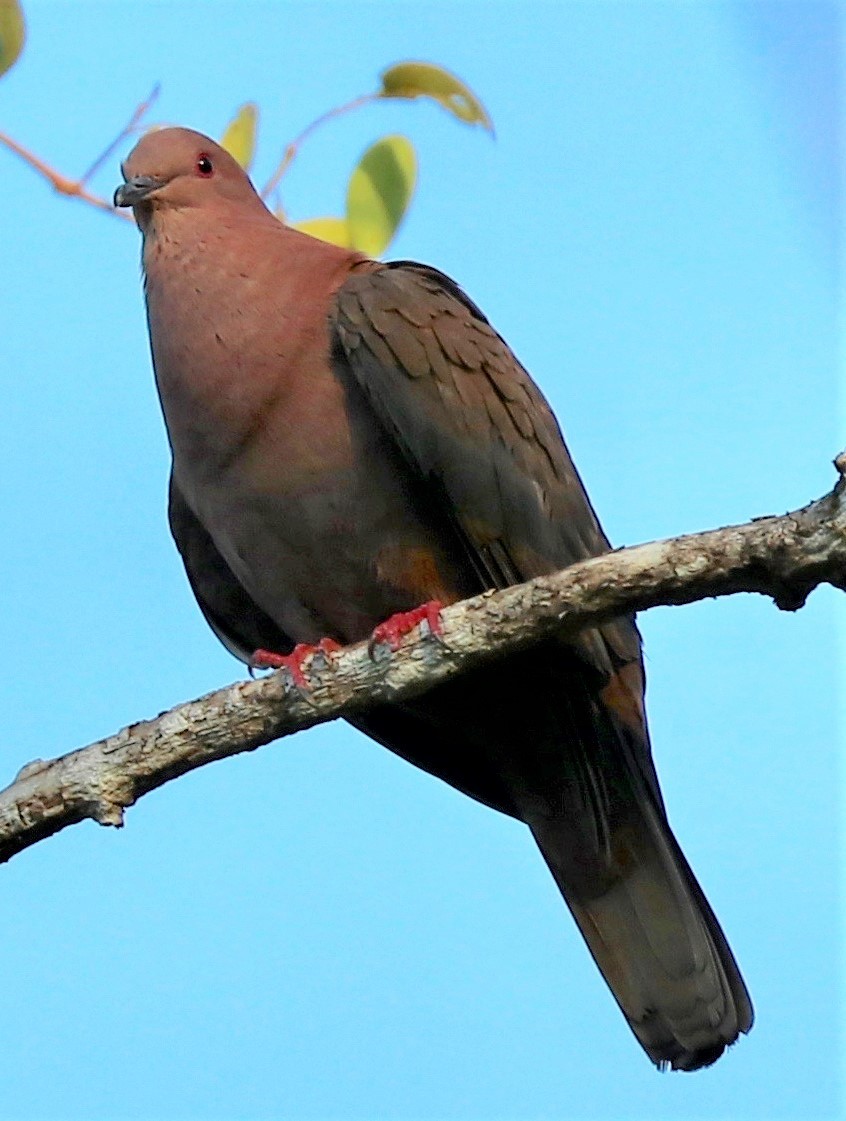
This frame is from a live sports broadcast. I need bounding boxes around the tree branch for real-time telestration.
[2,454,844,866]
[0,85,159,219]
[259,92,379,203]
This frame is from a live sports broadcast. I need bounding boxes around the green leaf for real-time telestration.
[379,61,493,133]
[346,135,417,257]
[220,103,258,170]
[290,216,352,249]
[0,0,25,79]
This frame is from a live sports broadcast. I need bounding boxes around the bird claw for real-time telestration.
[368,600,444,655]
[250,638,342,688]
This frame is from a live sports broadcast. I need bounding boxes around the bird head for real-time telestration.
[114,127,264,228]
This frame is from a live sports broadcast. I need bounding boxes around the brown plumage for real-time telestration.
[116,127,752,1070]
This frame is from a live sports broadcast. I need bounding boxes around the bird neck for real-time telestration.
[140,208,365,489]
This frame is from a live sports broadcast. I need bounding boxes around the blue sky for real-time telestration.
[0,2,841,1119]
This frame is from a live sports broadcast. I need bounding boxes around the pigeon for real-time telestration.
[115,127,752,1070]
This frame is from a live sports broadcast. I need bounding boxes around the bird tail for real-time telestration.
[529,719,753,1071]
[352,637,753,1070]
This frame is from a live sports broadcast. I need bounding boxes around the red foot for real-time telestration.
[369,600,443,654]
[250,638,342,688]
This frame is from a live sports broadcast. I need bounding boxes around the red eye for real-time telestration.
[196,153,214,177]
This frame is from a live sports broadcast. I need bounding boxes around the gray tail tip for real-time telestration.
[656,1029,750,1073]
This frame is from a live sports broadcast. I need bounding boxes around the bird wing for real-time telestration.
[333,261,612,590]
[331,260,655,788]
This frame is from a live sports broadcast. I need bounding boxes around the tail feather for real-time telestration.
[351,641,752,1070]
[531,773,753,1071]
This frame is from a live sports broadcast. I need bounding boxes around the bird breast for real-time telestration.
[142,217,459,642]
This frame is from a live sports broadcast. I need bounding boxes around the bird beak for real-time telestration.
[113,174,164,208]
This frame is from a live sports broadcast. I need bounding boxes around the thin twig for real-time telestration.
[0,86,160,220]
[260,92,379,200]
[0,130,122,214]
[79,82,160,185]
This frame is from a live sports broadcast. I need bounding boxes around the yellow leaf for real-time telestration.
[220,103,258,171]
[290,216,352,249]
[0,0,25,79]
[379,61,493,133]
[346,135,417,257]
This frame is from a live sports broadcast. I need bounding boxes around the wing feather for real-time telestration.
[332,261,638,664]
